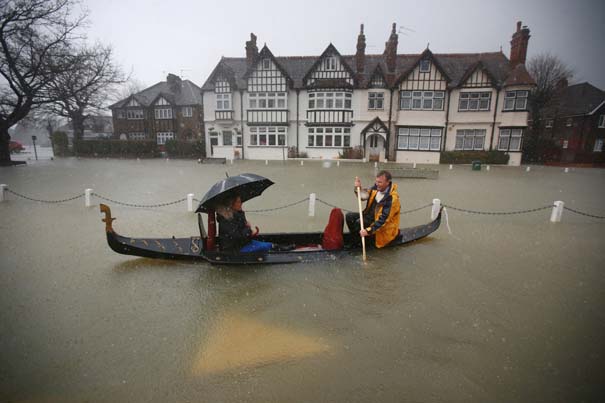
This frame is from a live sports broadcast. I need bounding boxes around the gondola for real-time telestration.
[99,203,442,265]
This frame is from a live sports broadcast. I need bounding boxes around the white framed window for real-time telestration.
[155,97,169,106]
[182,106,193,117]
[126,109,144,120]
[209,131,219,146]
[593,139,603,152]
[419,60,431,72]
[459,92,491,111]
[308,92,352,109]
[566,118,573,127]
[497,128,523,151]
[262,58,271,70]
[117,110,125,119]
[503,90,528,111]
[156,132,175,145]
[307,127,351,148]
[397,127,442,151]
[155,108,173,119]
[249,127,287,147]
[128,132,146,141]
[249,92,287,109]
[368,92,384,110]
[455,129,486,150]
[324,57,336,71]
[545,119,553,128]
[562,139,569,149]
[222,130,233,146]
[216,93,231,110]
[400,91,445,111]
[599,115,605,128]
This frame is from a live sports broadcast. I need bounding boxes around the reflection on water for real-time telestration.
[192,312,330,375]
[1,158,604,402]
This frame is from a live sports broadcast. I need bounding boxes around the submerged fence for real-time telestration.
[2,184,604,223]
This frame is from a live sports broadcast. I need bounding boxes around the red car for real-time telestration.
[9,140,25,153]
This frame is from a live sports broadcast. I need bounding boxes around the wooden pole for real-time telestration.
[356,186,367,262]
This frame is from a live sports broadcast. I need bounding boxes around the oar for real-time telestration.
[356,186,367,262]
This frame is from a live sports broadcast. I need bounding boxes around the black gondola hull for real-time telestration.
[102,206,442,265]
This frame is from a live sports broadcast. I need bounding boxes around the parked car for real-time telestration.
[9,140,25,153]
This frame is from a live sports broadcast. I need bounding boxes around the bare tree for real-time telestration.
[524,53,574,162]
[111,77,147,104]
[44,43,126,140]
[0,0,86,165]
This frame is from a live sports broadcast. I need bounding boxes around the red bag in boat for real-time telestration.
[322,208,344,250]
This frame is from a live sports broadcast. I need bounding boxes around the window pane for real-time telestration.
[317,99,324,108]
[515,98,527,109]
[316,136,323,146]
[423,99,433,109]
[334,136,342,146]
[413,99,422,109]
[308,136,314,146]
[504,99,514,110]
[268,135,276,145]
[325,135,332,146]
[259,134,267,145]
[343,136,350,147]
[278,135,286,146]
[223,131,232,145]
[510,137,521,151]
[464,134,474,150]
[455,134,464,150]
[459,99,468,110]
[419,137,430,150]
[398,136,409,149]
[430,136,441,150]
[408,136,419,150]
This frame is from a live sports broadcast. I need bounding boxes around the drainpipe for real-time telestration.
[489,89,501,151]
[443,89,451,152]
[296,89,300,155]
[240,89,245,160]
[200,90,206,157]
[387,88,395,160]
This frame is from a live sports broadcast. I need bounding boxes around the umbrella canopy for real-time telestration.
[195,173,274,213]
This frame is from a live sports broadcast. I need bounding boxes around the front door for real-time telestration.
[366,134,384,162]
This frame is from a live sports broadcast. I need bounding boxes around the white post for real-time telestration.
[449,164,453,170]
[300,160,304,166]
[337,160,340,167]
[564,167,569,173]
[308,193,316,217]
[265,159,268,165]
[526,166,531,172]
[362,158,367,163]
[550,201,564,223]
[374,161,377,168]
[385,159,388,163]
[85,188,92,207]
[187,193,194,212]
[486,165,491,171]
[0,184,6,202]
[413,162,417,169]
[431,198,441,220]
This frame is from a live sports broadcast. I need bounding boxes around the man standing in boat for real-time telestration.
[346,170,401,248]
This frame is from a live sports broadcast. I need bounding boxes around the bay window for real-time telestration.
[397,127,442,151]
[498,128,523,151]
[307,127,351,147]
[503,90,528,111]
[459,92,491,111]
[308,92,352,109]
[455,129,486,150]
[400,91,445,111]
[249,92,287,109]
[249,127,287,147]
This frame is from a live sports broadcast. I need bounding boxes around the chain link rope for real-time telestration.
[6,189,84,204]
[91,192,187,208]
[247,197,309,213]
[442,204,554,215]
[563,206,605,219]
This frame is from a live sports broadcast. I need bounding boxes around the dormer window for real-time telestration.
[155,97,169,106]
[262,58,271,70]
[598,114,604,128]
[419,60,431,72]
[325,57,336,71]
[155,107,173,119]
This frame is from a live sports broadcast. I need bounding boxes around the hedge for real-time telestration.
[73,140,159,157]
[51,131,70,156]
[439,151,510,164]
[165,139,205,158]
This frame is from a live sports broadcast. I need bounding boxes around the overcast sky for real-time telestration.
[84,0,605,90]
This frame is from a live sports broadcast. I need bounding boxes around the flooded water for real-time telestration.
[1,155,604,402]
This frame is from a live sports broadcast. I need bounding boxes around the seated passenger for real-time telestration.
[216,195,293,253]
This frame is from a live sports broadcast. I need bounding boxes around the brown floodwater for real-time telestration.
[1,154,604,402]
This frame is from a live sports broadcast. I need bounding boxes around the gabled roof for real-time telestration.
[201,49,533,91]
[301,43,356,86]
[243,45,293,87]
[548,82,605,117]
[110,78,202,109]
[394,49,452,87]
[458,60,498,88]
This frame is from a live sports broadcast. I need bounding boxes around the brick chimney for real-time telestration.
[166,73,182,93]
[509,21,531,67]
[245,33,259,67]
[356,24,366,72]
[384,23,398,72]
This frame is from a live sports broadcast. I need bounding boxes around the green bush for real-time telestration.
[165,140,205,158]
[439,151,510,164]
[73,139,159,157]
[51,131,69,156]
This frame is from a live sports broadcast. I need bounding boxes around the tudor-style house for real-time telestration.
[110,74,204,145]
[201,22,535,165]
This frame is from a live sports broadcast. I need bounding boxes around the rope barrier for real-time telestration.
[91,192,187,208]
[2,188,604,220]
[442,204,554,215]
[6,189,84,204]
[563,206,605,219]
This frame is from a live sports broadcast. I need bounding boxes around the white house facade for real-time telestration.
[201,22,534,165]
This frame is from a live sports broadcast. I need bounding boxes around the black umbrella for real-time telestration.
[195,173,274,213]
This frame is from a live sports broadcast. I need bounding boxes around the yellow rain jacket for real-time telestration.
[363,183,401,248]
